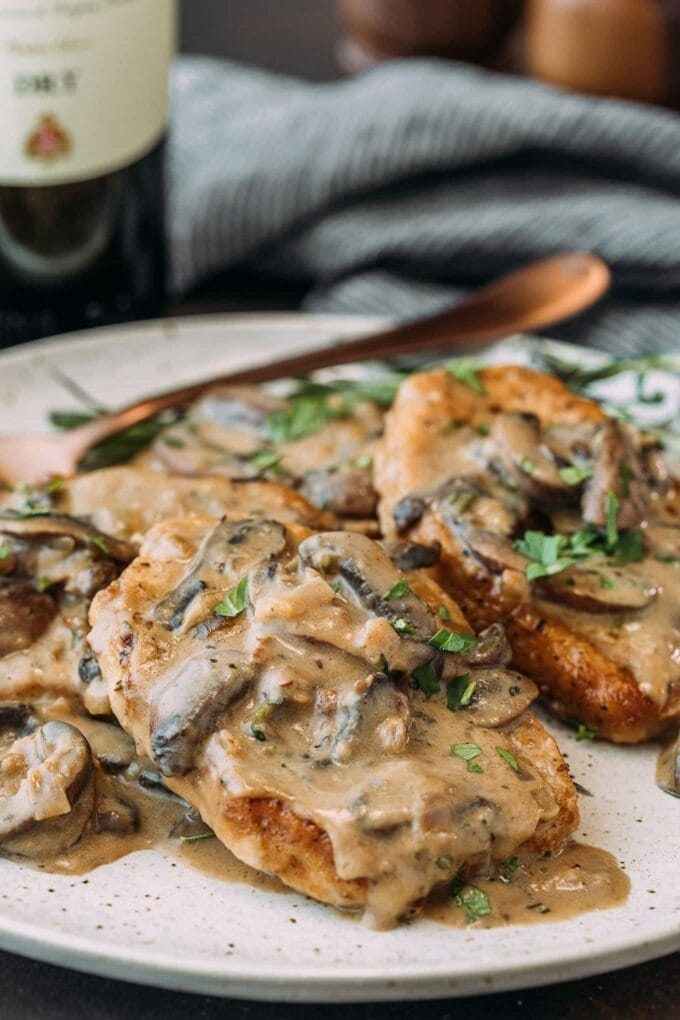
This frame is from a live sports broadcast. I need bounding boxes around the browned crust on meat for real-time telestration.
[375,365,677,743]
[506,605,678,743]
[219,797,367,908]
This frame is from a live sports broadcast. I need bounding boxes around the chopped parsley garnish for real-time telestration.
[430,628,477,653]
[567,717,597,741]
[214,576,249,619]
[330,579,344,594]
[558,465,592,486]
[35,577,52,593]
[656,552,680,565]
[391,617,415,636]
[413,664,440,696]
[600,575,615,590]
[613,528,645,565]
[520,456,534,474]
[352,454,373,470]
[438,604,450,620]
[0,546,8,561]
[619,463,634,497]
[605,491,619,549]
[265,395,350,443]
[476,423,490,437]
[451,881,491,922]
[496,747,520,773]
[514,531,574,581]
[88,535,109,554]
[180,831,215,844]
[163,435,186,449]
[446,674,476,712]
[445,358,486,395]
[244,449,284,474]
[451,742,483,771]
[384,579,411,600]
[46,477,65,493]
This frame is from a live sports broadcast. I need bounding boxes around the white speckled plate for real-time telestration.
[0,315,677,1003]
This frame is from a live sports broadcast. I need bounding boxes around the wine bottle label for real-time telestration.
[0,0,175,186]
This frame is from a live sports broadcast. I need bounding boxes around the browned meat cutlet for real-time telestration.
[89,514,578,928]
[374,366,680,743]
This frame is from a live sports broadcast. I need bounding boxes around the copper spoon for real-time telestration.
[0,250,610,486]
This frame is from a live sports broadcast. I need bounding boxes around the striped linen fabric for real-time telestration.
[169,56,680,357]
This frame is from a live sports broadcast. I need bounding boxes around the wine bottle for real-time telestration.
[0,0,176,347]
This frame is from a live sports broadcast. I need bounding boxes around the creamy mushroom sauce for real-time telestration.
[146,386,384,521]
[389,416,680,708]
[86,517,584,928]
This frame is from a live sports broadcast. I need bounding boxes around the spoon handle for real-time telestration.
[66,251,610,457]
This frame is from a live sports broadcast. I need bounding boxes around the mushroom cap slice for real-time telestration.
[0,581,57,656]
[298,531,436,642]
[300,465,377,519]
[535,564,658,613]
[154,518,287,632]
[491,412,572,504]
[0,721,95,858]
[582,420,649,530]
[451,668,538,728]
[150,649,255,777]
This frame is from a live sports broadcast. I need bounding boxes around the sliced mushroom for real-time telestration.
[393,494,428,533]
[0,721,95,858]
[451,668,537,728]
[657,731,680,799]
[311,673,410,765]
[582,420,649,529]
[432,478,528,576]
[150,649,255,777]
[154,518,287,631]
[382,540,442,572]
[95,791,139,835]
[0,513,134,597]
[85,720,137,773]
[458,623,512,668]
[535,564,657,613]
[298,531,436,642]
[0,581,57,656]
[300,464,378,519]
[491,412,572,504]
[0,702,36,734]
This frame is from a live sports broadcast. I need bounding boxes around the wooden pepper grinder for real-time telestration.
[525,0,680,106]
[337,0,523,72]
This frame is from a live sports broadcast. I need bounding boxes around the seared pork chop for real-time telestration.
[374,366,680,742]
[89,516,578,928]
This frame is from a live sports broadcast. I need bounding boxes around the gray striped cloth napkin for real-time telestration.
[169,56,680,358]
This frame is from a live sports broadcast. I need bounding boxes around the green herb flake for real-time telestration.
[558,466,592,486]
[0,546,9,561]
[600,575,615,590]
[180,831,215,844]
[605,491,620,550]
[88,535,109,555]
[655,552,680,565]
[496,747,520,773]
[567,717,597,741]
[384,579,411,600]
[438,604,450,620]
[619,463,634,497]
[446,674,476,712]
[352,454,373,470]
[476,423,490,437]
[413,664,441,697]
[245,449,284,474]
[430,628,477,654]
[35,577,52,593]
[613,528,645,565]
[214,576,249,619]
[445,359,486,395]
[330,579,344,595]
[46,477,65,493]
[391,617,415,636]
[520,456,534,474]
[163,435,187,450]
[265,395,350,444]
[451,742,482,763]
[452,882,492,922]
